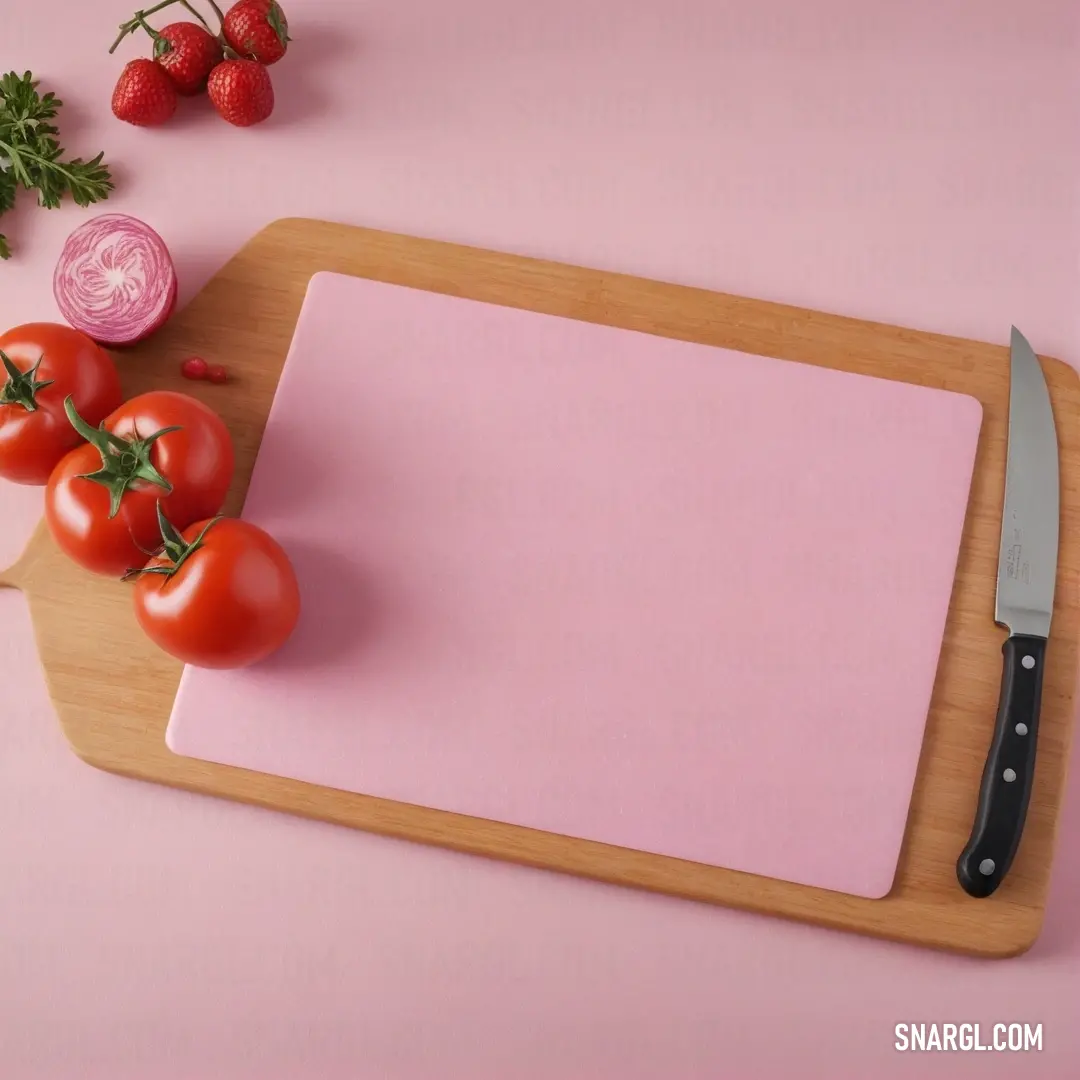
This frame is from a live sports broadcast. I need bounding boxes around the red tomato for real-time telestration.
[131,516,300,669]
[0,322,123,485]
[45,390,235,577]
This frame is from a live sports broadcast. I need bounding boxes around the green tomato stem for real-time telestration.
[123,505,221,582]
[63,395,181,519]
[0,349,54,411]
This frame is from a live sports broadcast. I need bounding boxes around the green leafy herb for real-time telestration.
[0,71,114,260]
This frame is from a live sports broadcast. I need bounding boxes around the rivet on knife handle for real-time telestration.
[956,635,1046,897]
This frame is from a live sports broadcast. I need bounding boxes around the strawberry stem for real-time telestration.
[180,0,214,33]
[108,0,221,55]
[133,14,174,58]
[109,2,175,54]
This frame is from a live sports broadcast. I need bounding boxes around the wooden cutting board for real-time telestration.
[2,218,1079,956]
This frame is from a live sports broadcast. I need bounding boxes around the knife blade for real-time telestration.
[956,326,1060,898]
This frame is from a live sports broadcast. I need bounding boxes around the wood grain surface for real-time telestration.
[2,218,1078,957]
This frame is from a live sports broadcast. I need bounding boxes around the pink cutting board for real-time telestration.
[166,271,983,899]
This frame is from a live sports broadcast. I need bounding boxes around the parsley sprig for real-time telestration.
[0,71,114,260]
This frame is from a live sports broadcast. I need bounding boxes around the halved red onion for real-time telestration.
[53,213,178,347]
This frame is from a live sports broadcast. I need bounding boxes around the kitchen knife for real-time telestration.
[956,326,1060,898]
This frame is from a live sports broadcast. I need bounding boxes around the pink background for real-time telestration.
[2,0,1078,1076]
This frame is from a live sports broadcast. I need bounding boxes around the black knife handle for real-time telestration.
[956,634,1047,898]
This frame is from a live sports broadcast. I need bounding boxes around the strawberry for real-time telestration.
[154,22,223,96]
[207,59,274,127]
[223,0,290,65]
[111,59,178,127]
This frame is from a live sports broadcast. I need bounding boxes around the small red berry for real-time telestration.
[155,22,223,96]
[223,0,290,66]
[207,59,274,127]
[111,59,178,127]
[181,357,210,380]
[206,364,228,384]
